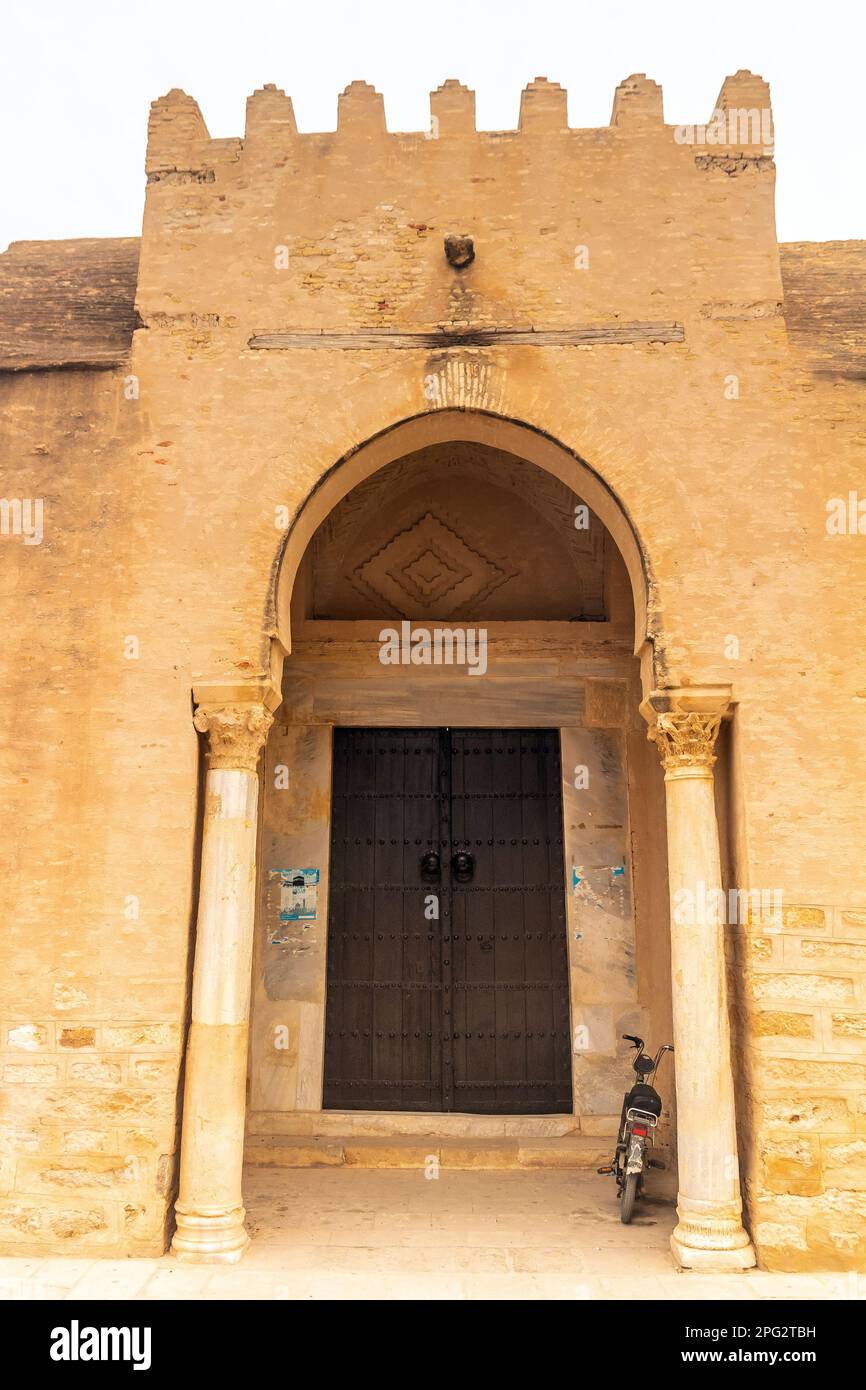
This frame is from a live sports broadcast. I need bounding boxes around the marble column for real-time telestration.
[648,690,756,1270]
[172,700,274,1263]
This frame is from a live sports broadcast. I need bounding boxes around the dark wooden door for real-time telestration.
[448,730,572,1113]
[323,728,572,1114]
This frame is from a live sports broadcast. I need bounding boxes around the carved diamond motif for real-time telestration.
[393,546,470,605]
[351,512,515,618]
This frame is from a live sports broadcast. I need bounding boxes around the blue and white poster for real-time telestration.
[270,867,320,924]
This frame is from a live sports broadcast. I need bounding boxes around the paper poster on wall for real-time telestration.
[269,868,320,928]
[571,863,626,912]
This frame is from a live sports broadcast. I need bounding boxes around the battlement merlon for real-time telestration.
[144,73,776,174]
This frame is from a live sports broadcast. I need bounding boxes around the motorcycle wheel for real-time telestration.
[620,1172,639,1224]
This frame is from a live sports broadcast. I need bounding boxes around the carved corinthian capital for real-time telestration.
[649,711,722,772]
[193,703,274,772]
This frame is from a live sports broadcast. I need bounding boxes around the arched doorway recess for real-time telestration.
[172,411,755,1272]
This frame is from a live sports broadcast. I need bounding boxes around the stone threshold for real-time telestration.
[244,1133,614,1170]
[246,1109,619,1139]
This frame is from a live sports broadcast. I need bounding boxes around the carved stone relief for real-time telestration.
[308,441,609,621]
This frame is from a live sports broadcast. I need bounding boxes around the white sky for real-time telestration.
[2,0,864,251]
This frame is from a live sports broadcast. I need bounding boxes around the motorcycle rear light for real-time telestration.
[632,1125,648,1136]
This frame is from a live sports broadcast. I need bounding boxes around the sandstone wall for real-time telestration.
[0,367,198,1253]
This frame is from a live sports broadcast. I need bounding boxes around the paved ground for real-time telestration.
[0,1169,860,1300]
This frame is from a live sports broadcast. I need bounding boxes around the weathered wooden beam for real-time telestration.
[780,241,866,380]
[248,323,685,351]
[0,238,140,371]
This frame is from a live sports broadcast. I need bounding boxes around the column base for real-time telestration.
[670,1195,756,1273]
[671,1232,756,1271]
[171,1203,250,1265]
[670,1203,757,1271]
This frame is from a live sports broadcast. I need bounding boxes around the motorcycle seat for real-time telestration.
[626,1082,662,1117]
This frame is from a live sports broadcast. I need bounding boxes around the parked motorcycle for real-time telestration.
[598,1035,673,1223]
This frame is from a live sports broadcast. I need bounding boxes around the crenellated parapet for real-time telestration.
[145,71,775,168]
[136,72,782,337]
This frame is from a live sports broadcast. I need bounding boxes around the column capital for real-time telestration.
[193,703,274,772]
[641,685,732,773]
[649,710,723,772]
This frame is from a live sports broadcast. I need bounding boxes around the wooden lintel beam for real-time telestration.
[248,323,685,351]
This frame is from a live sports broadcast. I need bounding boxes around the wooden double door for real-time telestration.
[323,728,572,1113]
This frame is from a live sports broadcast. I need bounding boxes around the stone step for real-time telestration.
[244,1134,614,1170]
[246,1109,619,1140]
